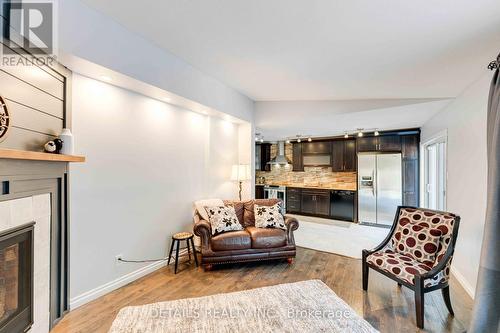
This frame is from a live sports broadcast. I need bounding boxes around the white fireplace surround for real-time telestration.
[0,194,51,333]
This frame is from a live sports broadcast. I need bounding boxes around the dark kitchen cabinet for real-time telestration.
[255,185,265,199]
[344,140,357,171]
[286,188,302,213]
[256,143,272,171]
[401,134,420,206]
[378,135,401,152]
[292,143,304,171]
[331,139,356,172]
[301,189,330,216]
[357,137,378,152]
[357,135,400,152]
[315,193,331,216]
[300,192,315,214]
[402,135,419,159]
[302,141,331,154]
[331,141,344,172]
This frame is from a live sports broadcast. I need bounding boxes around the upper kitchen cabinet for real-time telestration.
[357,135,401,153]
[302,141,331,154]
[402,135,419,160]
[401,134,420,206]
[292,142,304,171]
[331,139,356,172]
[344,140,357,171]
[357,136,378,152]
[255,143,272,171]
[378,135,401,152]
[302,141,332,167]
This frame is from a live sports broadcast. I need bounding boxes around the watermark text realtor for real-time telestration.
[2,0,57,66]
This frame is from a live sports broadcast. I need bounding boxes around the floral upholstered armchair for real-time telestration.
[362,206,460,329]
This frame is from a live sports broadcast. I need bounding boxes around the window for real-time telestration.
[423,132,447,210]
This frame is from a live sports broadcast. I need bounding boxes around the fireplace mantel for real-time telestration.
[0,149,85,163]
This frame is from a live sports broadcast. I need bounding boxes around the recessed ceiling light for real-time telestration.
[260,138,264,143]
[297,138,301,143]
[344,133,349,139]
[100,75,112,82]
[163,97,171,102]
[286,139,291,144]
[358,131,364,137]
[308,137,312,142]
[374,130,380,136]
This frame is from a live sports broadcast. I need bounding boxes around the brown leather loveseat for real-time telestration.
[193,199,299,270]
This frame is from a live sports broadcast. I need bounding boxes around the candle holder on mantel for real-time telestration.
[231,164,251,201]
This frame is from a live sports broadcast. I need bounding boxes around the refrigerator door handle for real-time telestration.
[372,169,376,196]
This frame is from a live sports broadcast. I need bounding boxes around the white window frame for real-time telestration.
[420,130,448,210]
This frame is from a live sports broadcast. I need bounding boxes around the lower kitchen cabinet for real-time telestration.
[286,187,302,213]
[300,189,330,216]
[255,185,265,199]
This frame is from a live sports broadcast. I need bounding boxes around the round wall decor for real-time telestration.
[0,96,10,143]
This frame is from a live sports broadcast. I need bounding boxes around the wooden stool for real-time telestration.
[167,232,198,274]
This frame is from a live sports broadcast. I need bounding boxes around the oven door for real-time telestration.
[263,188,275,199]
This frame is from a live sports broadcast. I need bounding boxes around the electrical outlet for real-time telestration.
[115,254,123,265]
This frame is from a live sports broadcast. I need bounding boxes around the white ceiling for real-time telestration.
[80,0,499,101]
[255,98,453,141]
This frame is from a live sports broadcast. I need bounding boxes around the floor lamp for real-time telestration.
[231,164,251,201]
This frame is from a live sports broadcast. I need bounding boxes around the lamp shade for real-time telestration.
[231,164,251,181]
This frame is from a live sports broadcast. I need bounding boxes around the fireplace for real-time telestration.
[0,223,34,333]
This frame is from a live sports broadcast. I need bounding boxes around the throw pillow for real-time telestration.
[204,205,244,235]
[395,224,442,264]
[194,198,224,221]
[254,203,286,230]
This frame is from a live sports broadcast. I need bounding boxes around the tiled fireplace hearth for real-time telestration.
[0,222,34,333]
[0,195,50,333]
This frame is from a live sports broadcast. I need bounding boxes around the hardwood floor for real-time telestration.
[52,247,473,333]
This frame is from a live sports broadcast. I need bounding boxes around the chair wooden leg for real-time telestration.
[204,264,213,271]
[174,240,180,274]
[287,257,294,264]
[362,250,369,291]
[186,239,191,262]
[414,276,425,329]
[167,238,175,266]
[441,286,454,316]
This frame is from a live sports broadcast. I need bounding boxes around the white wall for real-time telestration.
[421,72,492,297]
[69,74,243,307]
[58,0,254,123]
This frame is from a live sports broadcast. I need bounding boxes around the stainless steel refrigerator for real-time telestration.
[358,153,402,225]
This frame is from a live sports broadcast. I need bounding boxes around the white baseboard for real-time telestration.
[69,259,168,310]
[451,266,475,299]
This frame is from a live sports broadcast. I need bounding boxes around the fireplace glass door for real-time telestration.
[0,223,33,333]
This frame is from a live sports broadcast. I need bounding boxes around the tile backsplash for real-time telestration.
[256,143,357,190]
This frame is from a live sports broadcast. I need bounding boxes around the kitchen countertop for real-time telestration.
[256,183,357,191]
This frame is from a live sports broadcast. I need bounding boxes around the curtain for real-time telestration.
[469,58,500,332]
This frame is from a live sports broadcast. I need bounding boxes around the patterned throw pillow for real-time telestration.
[204,205,244,235]
[254,203,286,230]
[395,224,442,264]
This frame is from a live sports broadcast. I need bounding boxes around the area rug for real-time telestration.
[109,280,378,333]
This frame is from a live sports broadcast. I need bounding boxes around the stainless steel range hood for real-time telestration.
[268,141,292,165]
